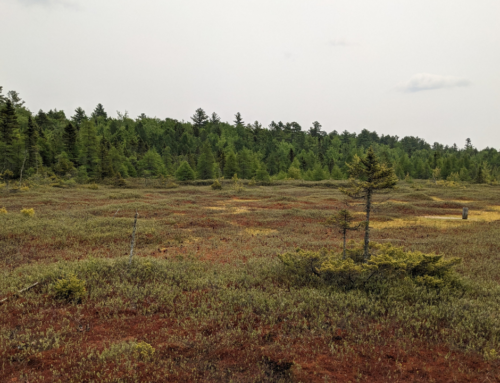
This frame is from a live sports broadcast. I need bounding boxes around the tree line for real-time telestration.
[0,87,498,184]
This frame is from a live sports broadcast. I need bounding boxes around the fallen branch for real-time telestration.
[0,282,39,304]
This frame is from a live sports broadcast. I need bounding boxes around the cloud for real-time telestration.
[397,73,471,93]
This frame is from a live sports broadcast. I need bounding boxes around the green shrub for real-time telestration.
[50,274,87,302]
[176,161,195,181]
[279,243,461,289]
[211,179,222,190]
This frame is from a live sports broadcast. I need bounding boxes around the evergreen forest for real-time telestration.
[1,87,497,184]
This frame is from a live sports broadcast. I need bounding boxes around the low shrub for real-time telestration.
[50,274,87,303]
[98,340,155,361]
[0,207,6,215]
[279,243,461,290]
[211,179,222,190]
[21,208,35,217]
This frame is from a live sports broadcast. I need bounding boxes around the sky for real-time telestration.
[1,0,499,149]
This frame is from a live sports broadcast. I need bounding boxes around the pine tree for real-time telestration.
[79,120,99,176]
[71,107,87,128]
[98,137,114,179]
[224,150,239,179]
[25,117,38,169]
[176,160,195,181]
[341,147,398,260]
[63,122,78,164]
[7,91,25,108]
[197,141,215,179]
[191,108,208,138]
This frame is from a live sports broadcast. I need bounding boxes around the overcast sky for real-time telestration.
[1,0,499,149]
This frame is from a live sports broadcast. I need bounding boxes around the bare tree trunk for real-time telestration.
[129,210,139,265]
[19,150,27,187]
[364,189,372,261]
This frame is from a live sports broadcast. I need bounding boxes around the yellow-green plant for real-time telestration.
[232,173,244,192]
[279,243,461,289]
[133,341,155,360]
[50,274,87,303]
[0,207,7,215]
[211,179,222,190]
[21,208,35,217]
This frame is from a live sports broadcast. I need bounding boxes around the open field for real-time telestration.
[1,180,500,382]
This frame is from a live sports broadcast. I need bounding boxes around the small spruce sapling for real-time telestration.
[341,147,398,261]
[326,209,361,259]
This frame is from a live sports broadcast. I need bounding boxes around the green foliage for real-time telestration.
[175,160,195,181]
[341,147,398,259]
[211,179,222,190]
[197,141,215,179]
[279,243,461,290]
[255,165,271,183]
[138,149,166,177]
[223,150,239,179]
[50,274,87,302]
[310,163,328,181]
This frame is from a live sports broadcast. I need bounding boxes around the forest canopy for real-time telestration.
[0,87,498,184]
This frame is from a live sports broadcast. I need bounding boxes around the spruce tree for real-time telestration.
[176,160,195,181]
[0,100,17,145]
[92,103,107,120]
[341,147,398,260]
[79,120,99,176]
[0,86,6,106]
[255,165,271,183]
[211,112,222,136]
[191,108,208,138]
[25,117,38,169]
[224,150,239,179]
[237,148,252,179]
[138,148,165,177]
[71,107,87,128]
[63,122,78,164]
[234,112,244,127]
[162,146,174,175]
[197,141,215,179]
[0,100,18,172]
[326,209,360,259]
[98,137,114,179]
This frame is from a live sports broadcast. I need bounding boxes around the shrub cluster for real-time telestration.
[278,243,461,289]
[50,274,87,303]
